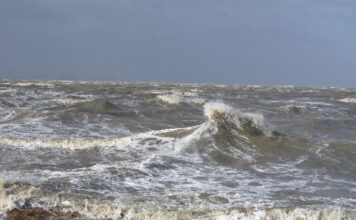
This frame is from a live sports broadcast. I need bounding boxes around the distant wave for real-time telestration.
[157,94,182,104]
[0,89,16,93]
[338,97,356,103]
[157,92,206,105]
[0,81,54,87]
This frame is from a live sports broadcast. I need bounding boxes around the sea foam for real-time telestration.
[338,97,356,103]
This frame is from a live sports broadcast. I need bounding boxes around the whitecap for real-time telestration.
[157,94,182,104]
[337,98,356,104]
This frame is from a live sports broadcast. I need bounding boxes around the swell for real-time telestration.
[66,100,139,118]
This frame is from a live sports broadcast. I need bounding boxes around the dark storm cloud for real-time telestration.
[0,0,355,86]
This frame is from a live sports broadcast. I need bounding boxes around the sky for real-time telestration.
[0,0,355,87]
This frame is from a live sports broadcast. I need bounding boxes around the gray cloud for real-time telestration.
[0,0,355,86]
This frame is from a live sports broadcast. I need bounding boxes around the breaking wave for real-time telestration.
[203,101,272,137]
[3,101,352,170]
[338,97,356,103]
[0,102,274,152]
[0,101,301,172]
[1,181,355,219]
[157,93,206,105]
[157,94,182,104]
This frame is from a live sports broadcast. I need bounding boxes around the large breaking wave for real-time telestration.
[0,101,275,150]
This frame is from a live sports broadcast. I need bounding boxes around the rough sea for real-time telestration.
[0,80,355,219]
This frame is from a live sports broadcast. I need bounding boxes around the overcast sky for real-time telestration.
[0,0,355,86]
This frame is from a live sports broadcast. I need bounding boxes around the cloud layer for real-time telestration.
[1,0,355,86]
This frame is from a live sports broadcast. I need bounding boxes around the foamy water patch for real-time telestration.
[0,136,147,150]
[0,89,16,93]
[0,126,194,150]
[0,110,17,122]
[338,97,356,104]
[157,94,206,105]
[188,97,206,104]
[2,181,355,219]
[1,81,55,88]
[174,121,216,153]
[0,182,125,219]
[53,98,86,105]
[157,94,182,104]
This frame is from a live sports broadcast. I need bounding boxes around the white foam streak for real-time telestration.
[174,121,216,153]
[189,98,206,104]
[53,98,85,105]
[0,89,16,93]
[338,97,356,103]
[0,126,195,150]
[1,82,54,87]
[157,90,206,105]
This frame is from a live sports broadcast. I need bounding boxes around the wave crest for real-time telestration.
[157,94,182,104]
[0,101,279,168]
[204,101,272,137]
[338,97,356,103]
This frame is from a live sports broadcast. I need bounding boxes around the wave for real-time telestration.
[1,101,356,219]
[338,97,356,103]
[1,181,355,219]
[0,102,274,150]
[4,101,353,171]
[203,101,272,137]
[172,102,289,165]
[0,89,16,93]
[157,93,206,105]
[157,94,182,104]
[4,101,352,169]
[1,81,54,88]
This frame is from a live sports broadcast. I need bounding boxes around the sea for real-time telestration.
[0,80,355,219]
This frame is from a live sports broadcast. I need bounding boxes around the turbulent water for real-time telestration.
[0,80,356,219]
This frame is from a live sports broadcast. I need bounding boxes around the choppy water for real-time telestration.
[0,80,356,219]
